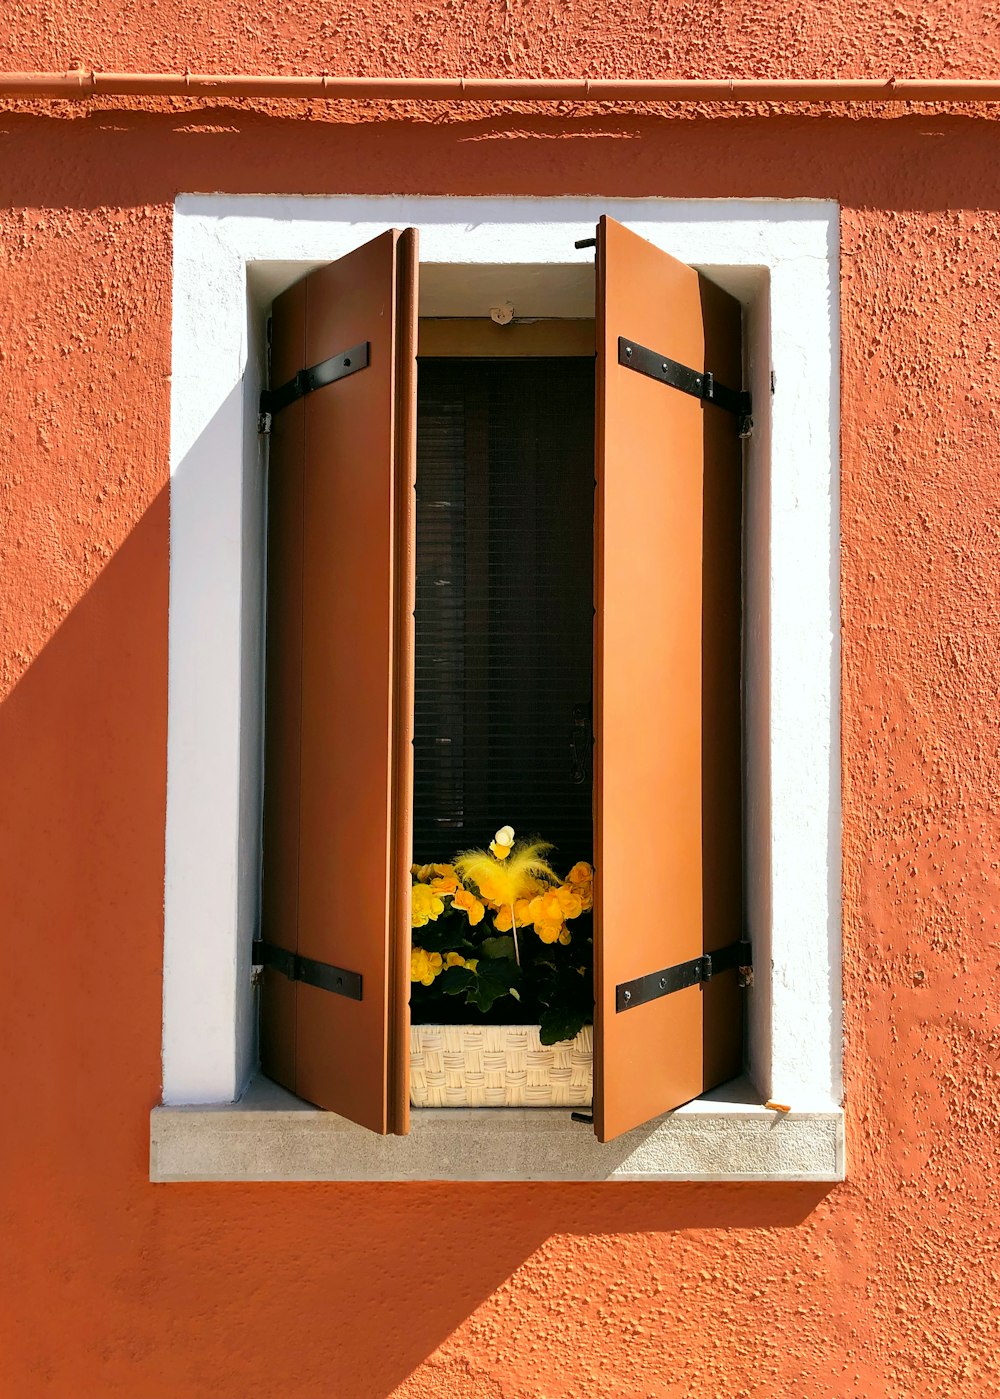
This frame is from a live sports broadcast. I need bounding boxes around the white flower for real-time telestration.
[494,825,515,847]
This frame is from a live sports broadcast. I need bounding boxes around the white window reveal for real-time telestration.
[154,196,843,1182]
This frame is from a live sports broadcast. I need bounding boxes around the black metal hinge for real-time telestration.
[616,938,752,1013]
[259,340,370,420]
[619,337,753,437]
[252,939,363,1001]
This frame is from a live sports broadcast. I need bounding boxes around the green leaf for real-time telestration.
[528,961,562,1005]
[467,979,508,1013]
[414,921,472,954]
[478,957,520,991]
[437,966,476,996]
[467,956,522,1013]
[481,934,516,961]
[539,1005,588,1045]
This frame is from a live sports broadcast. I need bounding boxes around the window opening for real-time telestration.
[412,355,596,865]
[411,351,596,1033]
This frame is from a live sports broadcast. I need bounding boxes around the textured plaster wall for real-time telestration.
[3,4,1000,1395]
[3,0,1000,81]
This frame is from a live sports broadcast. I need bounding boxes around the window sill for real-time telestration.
[150,1073,845,1182]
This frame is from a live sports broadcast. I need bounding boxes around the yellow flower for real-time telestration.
[514,897,534,925]
[528,890,563,927]
[430,864,460,896]
[526,890,572,945]
[442,951,479,974]
[558,927,572,946]
[453,888,486,926]
[565,862,594,910]
[412,863,435,882]
[553,885,583,920]
[410,948,444,985]
[411,883,445,928]
[493,898,532,933]
[566,862,593,888]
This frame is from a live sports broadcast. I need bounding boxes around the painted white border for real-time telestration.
[163,197,842,1173]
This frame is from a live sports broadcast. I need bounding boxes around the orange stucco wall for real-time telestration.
[4,7,1000,1394]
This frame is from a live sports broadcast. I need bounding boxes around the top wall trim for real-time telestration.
[5,69,1000,105]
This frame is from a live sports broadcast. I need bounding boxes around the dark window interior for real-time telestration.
[413,356,595,869]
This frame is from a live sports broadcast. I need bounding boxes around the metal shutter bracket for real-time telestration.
[616,938,753,1013]
[253,940,363,1001]
[259,339,370,426]
[618,336,753,437]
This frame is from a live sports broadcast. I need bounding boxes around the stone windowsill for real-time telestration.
[150,1073,845,1182]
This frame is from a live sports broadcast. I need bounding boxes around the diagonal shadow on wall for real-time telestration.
[0,398,837,1399]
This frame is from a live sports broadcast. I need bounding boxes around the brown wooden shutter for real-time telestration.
[259,229,417,1135]
[593,216,745,1143]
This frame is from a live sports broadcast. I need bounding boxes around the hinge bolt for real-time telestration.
[623,989,631,1002]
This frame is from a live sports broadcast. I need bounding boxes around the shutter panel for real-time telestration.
[260,229,417,1135]
[593,216,745,1143]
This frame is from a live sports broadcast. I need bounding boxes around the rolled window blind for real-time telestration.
[413,357,595,868]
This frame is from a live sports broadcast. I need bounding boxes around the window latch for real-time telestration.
[570,701,593,785]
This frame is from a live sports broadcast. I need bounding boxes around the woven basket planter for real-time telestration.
[409,1023,593,1108]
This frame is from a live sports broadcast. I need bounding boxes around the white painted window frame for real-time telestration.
[154,196,844,1182]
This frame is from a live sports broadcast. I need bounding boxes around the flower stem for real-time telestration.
[509,904,521,965]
